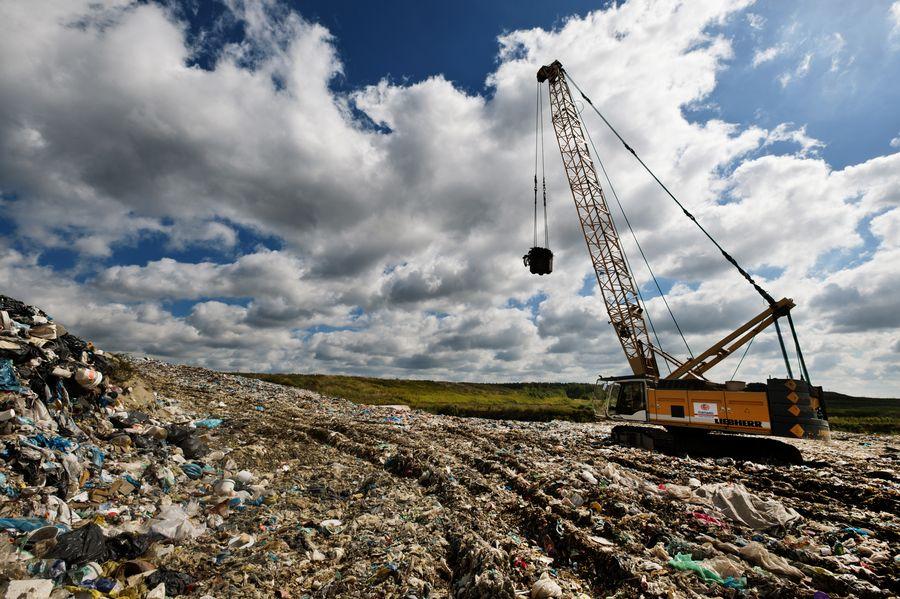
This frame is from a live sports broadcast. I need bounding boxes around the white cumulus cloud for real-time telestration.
[752,44,784,66]
[0,0,898,394]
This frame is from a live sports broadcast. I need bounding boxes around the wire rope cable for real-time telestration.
[533,81,540,248]
[581,111,694,359]
[564,70,777,307]
[539,86,549,247]
[730,336,754,381]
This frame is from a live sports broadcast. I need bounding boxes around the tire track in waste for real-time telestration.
[438,425,891,598]
[292,420,526,598]
[199,405,456,597]
[142,370,462,598]
[317,418,642,596]
[604,450,900,544]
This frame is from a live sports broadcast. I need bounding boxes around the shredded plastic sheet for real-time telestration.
[669,552,723,583]
[614,464,801,530]
[692,511,729,528]
[659,479,801,530]
[702,555,747,580]
[28,433,75,452]
[46,523,108,566]
[717,541,805,579]
[694,483,801,530]
[180,462,203,479]
[601,463,655,492]
[0,517,54,532]
[668,553,747,589]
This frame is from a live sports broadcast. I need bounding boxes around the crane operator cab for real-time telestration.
[599,378,648,421]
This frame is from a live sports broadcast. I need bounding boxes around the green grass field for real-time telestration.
[823,393,900,434]
[239,373,900,434]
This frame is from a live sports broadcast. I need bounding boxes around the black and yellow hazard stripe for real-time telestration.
[767,378,830,440]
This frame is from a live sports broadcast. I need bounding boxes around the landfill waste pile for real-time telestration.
[0,295,897,598]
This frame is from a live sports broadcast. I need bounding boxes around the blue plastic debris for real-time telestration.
[723,576,747,589]
[0,517,51,532]
[27,558,66,581]
[88,446,105,468]
[28,434,75,452]
[844,526,870,537]
[0,473,16,498]
[194,418,223,429]
[92,578,118,593]
[0,359,26,393]
[181,463,203,480]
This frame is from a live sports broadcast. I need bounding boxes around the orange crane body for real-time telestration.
[535,61,829,458]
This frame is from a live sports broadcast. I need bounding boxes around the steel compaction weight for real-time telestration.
[523,246,553,275]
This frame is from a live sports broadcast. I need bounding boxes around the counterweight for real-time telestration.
[537,61,658,378]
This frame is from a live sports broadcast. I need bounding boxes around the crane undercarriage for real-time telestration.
[609,425,804,464]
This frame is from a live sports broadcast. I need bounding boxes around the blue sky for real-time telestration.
[30,0,897,273]
[1,0,898,394]
[179,1,613,90]
[170,0,900,168]
[710,0,900,169]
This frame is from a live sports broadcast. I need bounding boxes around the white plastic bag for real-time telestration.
[147,504,206,540]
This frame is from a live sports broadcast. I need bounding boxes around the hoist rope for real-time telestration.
[532,82,550,249]
[533,82,540,248]
[582,117,694,360]
[539,88,549,248]
[564,71,777,307]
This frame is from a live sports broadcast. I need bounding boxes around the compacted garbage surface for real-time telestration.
[0,295,897,598]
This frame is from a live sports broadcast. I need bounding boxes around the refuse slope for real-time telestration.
[140,360,898,598]
[241,372,900,434]
[0,294,897,598]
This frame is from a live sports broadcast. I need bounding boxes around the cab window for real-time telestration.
[609,381,646,416]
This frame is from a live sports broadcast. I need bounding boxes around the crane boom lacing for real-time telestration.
[537,61,659,378]
[533,60,813,384]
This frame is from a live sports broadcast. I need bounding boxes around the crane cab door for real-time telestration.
[603,380,648,422]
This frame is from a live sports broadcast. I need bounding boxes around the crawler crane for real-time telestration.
[528,61,829,463]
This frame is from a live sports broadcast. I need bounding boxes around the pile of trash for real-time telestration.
[0,296,242,597]
[1,294,897,598]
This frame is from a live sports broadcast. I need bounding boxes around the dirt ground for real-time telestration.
[132,358,898,598]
